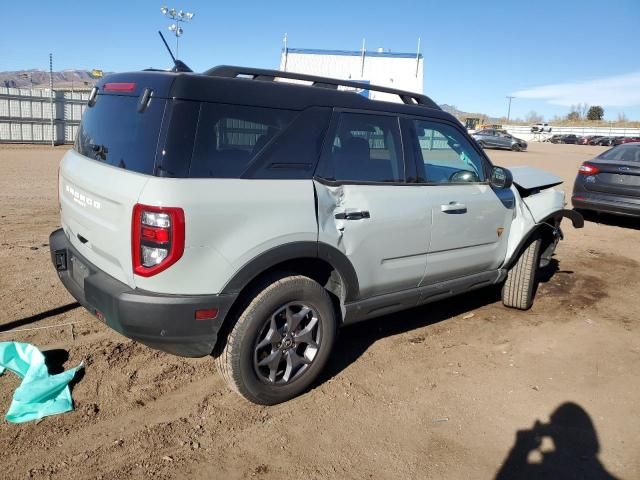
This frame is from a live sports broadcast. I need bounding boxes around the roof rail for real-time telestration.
[203,65,440,109]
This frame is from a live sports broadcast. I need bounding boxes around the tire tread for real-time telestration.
[503,238,541,310]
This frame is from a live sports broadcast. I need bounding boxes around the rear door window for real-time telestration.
[317,112,404,183]
[189,103,297,178]
[75,94,166,175]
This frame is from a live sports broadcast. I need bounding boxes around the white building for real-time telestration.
[279,47,424,103]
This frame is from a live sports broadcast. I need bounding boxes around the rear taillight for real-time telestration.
[132,204,185,277]
[578,163,600,176]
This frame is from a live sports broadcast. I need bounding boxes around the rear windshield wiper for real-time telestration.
[89,143,109,161]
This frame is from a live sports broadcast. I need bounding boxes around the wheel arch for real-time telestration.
[214,242,358,349]
[220,240,359,305]
[504,209,583,271]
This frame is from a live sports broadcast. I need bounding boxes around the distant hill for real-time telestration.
[0,70,108,89]
[439,103,501,124]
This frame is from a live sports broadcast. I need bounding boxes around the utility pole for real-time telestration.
[506,96,515,123]
[282,33,288,72]
[49,53,54,147]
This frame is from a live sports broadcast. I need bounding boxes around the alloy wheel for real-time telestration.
[253,303,321,385]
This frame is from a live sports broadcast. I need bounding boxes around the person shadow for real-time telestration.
[495,402,619,480]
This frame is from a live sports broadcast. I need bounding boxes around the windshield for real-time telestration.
[75,94,166,174]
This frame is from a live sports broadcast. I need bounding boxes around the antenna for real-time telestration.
[158,30,176,63]
[157,30,192,73]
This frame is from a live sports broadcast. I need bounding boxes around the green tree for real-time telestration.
[587,106,604,121]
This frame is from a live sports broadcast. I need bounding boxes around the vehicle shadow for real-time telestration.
[321,259,564,385]
[578,209,640,231]
[0,302,80,332]
[495,402,618,479]
[321,284,502,384]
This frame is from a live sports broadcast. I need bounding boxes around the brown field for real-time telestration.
[0,142,639,479]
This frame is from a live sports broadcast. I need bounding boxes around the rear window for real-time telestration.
[598,145,640,162]
[75,94,166,174]
[188,103,296,178]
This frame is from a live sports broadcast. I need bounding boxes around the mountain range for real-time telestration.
[0,70,103,89]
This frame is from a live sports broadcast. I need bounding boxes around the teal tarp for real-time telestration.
[0,342,83,423]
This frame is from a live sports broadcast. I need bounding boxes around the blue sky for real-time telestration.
[2,0,639,120]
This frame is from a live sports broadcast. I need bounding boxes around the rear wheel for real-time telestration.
[502,237,541,310]
[477,141,486,148]
[215,274,336,405]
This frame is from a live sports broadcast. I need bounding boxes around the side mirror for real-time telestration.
[490,166,513,189]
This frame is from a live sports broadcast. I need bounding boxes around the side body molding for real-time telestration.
[220,241,360,302]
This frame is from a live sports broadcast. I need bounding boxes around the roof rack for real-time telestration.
[204,65,440,109]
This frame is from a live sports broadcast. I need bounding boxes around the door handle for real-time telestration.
[440,202,467,214]
[335,210,370,220]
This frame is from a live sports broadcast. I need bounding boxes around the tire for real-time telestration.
[215,274,337,405]
[511,143,521,152]
[477,141,486,148]
[502,237,541,310]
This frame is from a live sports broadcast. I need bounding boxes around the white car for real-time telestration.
[531,123,553,133]
[49,66,583,404]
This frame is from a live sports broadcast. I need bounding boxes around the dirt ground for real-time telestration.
[0,142,638,479]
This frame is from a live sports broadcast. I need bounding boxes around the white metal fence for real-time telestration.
[503,124,640,142]
[0,87,90,144]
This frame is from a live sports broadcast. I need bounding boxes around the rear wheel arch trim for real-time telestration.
[220,242,360,302]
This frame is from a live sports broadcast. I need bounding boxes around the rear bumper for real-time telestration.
[49,228,236,357]
[572,191,640,217]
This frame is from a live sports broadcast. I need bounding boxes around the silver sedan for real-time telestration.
[472,129,528,152]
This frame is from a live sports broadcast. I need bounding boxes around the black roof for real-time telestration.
[96,66,457,122]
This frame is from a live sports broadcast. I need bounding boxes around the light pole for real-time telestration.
[506,96,515,123]
[160,6,194,59]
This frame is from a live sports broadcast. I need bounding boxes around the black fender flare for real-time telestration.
[504,209,583,271]
[220,241,360,302]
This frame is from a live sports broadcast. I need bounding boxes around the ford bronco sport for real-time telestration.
[50,66,583,404]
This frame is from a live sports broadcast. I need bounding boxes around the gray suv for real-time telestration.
[473,129,528,152]
[49,66,582,404]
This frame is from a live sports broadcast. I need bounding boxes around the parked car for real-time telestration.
[531,123,552,133]
[594,137,618,147]
[49,65,582,405]
[613,137,640,145]
[573,143,640,217]
[579,135,602,145]
[548,134,579,144]
[588,136,608,145]
[472,129,528,151]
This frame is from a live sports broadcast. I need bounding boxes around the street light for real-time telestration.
[160,6,195,58]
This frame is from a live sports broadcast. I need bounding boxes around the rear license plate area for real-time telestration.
[70,255,90,289]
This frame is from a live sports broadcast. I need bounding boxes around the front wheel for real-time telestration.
[215,275,337,405]
[502,237,541,310]
[477,141,486,148]
[511,143,522,152]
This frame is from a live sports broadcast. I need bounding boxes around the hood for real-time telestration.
[509,166,562,194]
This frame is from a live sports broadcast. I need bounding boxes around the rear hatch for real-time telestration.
[59,73,173,288]
[582,146,640,198]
